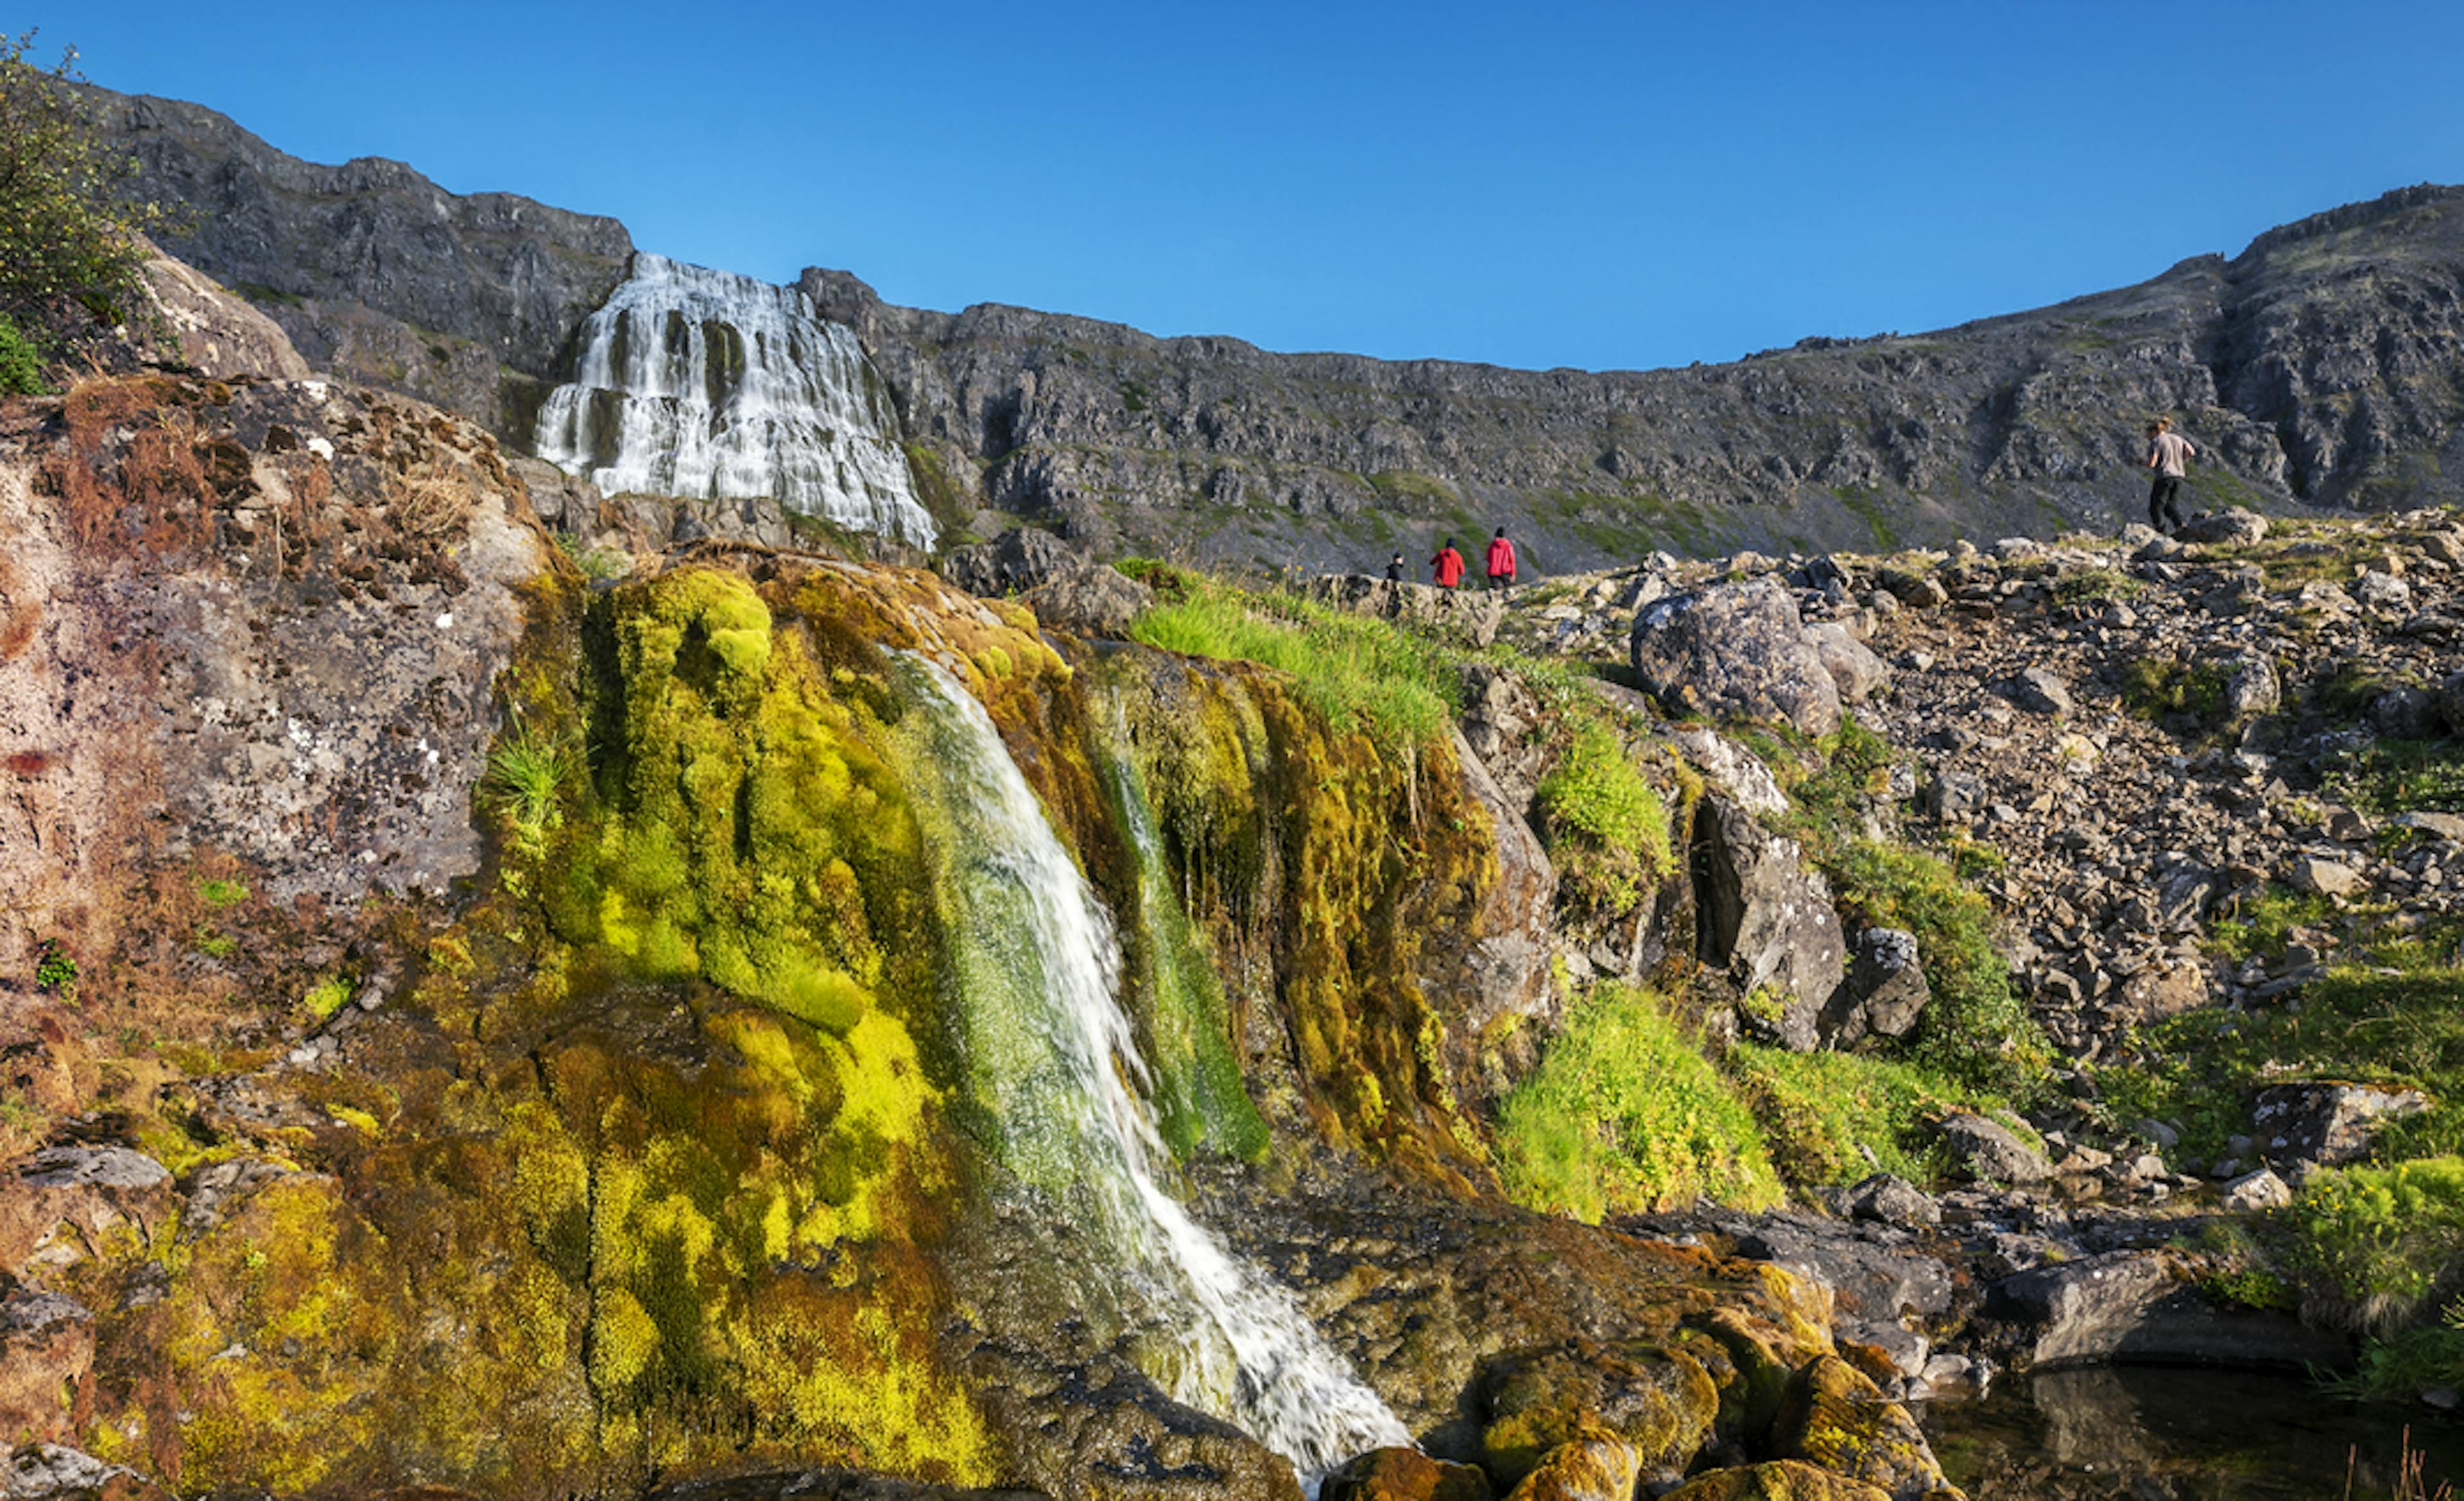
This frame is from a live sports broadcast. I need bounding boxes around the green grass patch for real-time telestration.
[1535,724,1675,913]
[554,530,631,583]
[1725,1044,1976,1188]
[486,723,576,839]
[2118,656,2227,724]
[2323,738,2464,818]
[196,876,250,909]
[2051,567,2143,606]
[1496,984,1783,1221]
[1129,574,1454,746]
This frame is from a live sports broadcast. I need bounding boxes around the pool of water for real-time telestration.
[1922,1367,2464,1499]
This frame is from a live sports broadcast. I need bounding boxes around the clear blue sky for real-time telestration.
[28,0,2464,372]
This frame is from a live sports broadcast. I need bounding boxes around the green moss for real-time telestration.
[2118,656,2228,725]
[1496,984,1783,1221]
[1725,1045,1972,1188]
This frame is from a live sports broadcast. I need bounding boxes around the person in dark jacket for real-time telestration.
[1485,527,1518,590]
[1430,539,1466,588]
[1385,551,1407,581]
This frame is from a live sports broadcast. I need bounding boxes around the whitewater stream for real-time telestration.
[896,657,1412,1485]
[533,252,936,545]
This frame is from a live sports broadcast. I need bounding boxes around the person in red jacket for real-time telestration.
[1485,527,1518,590]
[1430,538,1466,588]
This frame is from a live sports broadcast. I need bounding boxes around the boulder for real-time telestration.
[1477,1339,1719,1491]
[2371,685,2439,738]
[2223,653,2279,717]
[1803,622,1892,706]
[1822,929,1929,1049]
[137,245,312,381]
[1631,579,1844,736]
[1767,1356,1951,1501]
[1661,1460,1895,1500]
[1983,1250,2350,1371]
[1993,668,2075,718]
[1460,666,1552,811]
[943,528,1153,637]
[2287,857,2366,898]
[2437,669,2464,735]
[1322,1449,1493,1501]
[1874,569,1947,610]
[1735,1216,1954,1326]
[2177,508,2269,545]
[2251,1082,2430,1168]
[1692,796,1846,1051]
[1495,1440,1642,1501]
[1836,1174,1942,1231]
[2220,1167,2293,1212]
[1937,1115,2053,1185]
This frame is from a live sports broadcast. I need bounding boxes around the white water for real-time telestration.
[898,658,1411,1484]
[533,252,936,546]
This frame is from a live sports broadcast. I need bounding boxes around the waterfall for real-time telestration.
[896,657,1411,1486]
[532,253,936,546]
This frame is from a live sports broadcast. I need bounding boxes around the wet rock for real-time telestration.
[0,1149,175,1276]
[965,1341,1304,1501]
[1822,929,1929,1049]
[1734,1215,1953,1328]
[1937,1115,2053,1185]
[1495,1439,1641,1501]
[653,1473,1047,1501]
[1692,796,1845,1049]
[1321,1449,1492,1501]
[1767,1355,1951,1501]
[2177,508,2268,545]
[1661,1460,1896,1500]
[2251,1082,2430,1168]
[0,1290,94,1443]
[1476,1339,1718,1490]
[1630,579,1845,737]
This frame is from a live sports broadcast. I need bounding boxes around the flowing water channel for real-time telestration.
[533,252,935,544]
[894,657,1411,1484]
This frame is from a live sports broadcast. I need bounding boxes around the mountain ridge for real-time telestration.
[90,81,2464,568]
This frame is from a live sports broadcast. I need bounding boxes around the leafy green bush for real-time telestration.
[0,313,42,394]
[33,939,76,1001]
[1725,1043,1972,1187]
[1496,984,1783,1221]
[1820,838,2051,1099]
[2289,1156,2464,1331]
[0,32,176,322]
[1535,724,1673,912]
[1131,576,1453,746]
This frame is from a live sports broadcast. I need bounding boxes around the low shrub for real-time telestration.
[2288,1156,2464,1332]
[0,313,42,395]
[1496,983,1782,1221]
[2117,656,2227,725]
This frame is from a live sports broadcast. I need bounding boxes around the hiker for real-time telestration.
[1430,538,1466,588]
[1385,551,1407,582]
[2144,417,2197,536]
[1485,527,1518,590]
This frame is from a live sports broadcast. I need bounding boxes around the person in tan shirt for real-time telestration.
[2145,417,2197,535]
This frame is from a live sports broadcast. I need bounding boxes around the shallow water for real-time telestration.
[1923,1366,2464,1499]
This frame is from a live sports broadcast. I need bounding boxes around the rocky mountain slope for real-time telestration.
[91,85,2464,571]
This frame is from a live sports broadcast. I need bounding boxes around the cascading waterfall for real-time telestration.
[533,252,936,546]
[895,657,1412,1485]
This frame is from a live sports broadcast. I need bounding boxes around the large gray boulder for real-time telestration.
[1631,578,1846,736]
[1821,928,1930,1049]
[1938,1113,2054,1185]
[1692,795,1845,1049]
[2251,1082,2429,1168]
[1984,1249,2351,1371]
[941,528,1153,637]
[138,245,311,381]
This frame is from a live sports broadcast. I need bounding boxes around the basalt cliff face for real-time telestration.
[99,85,2464,569]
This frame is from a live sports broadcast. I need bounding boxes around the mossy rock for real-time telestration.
[1477,1338,1719,1489]
[1659,1459,1901,1500]
[1767,1355,1953,1501]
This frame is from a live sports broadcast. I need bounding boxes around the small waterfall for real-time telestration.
[896,658,1411,1485]
[533,253,936,546]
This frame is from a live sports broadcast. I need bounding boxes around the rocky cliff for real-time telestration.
[97,85,2464,572]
